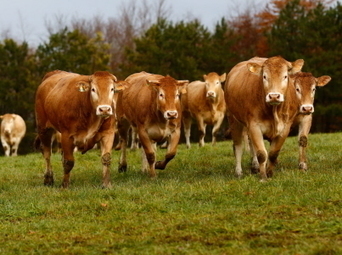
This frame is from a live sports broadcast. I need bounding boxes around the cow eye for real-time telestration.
[91,88,96,92]
[111,87,114,92]
[159,93,164,98]
[263,75,267,80]
[284,75,288,80]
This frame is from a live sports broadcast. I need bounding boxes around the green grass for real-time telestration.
[0,133,341,254]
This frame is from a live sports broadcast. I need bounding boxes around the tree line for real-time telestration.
[0,0,341,154]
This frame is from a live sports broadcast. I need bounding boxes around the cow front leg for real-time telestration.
[197,119,206,147]
[248,126,268,181]
[11,138,21,156]
[1,139,10,156]
[211,113,224,146]
[155,129,180,170]
[298,115,312,171]
[100,133,115,188]
[268,133,289,178]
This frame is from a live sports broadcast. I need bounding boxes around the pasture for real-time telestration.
[0,133,341,254]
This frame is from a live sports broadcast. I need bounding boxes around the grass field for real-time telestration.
[0,133,341,254]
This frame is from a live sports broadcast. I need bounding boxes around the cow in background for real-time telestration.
[225,56,304,181]
[0,114,26,156]
[182,72,226,148]
[116,72,188,177]
[35,70,126,188]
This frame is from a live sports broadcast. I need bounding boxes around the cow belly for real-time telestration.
[201,111,221,125]
[147,125,173,142]
[258,120,286,139]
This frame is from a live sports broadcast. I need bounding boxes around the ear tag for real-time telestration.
[77,83,89,92]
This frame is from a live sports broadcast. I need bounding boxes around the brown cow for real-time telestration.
[0,113,26,156]
[291,72,331,170]
[35,70,126,188]
[181,72,226,148]
[116,71,188,177]
[225,56,304,181]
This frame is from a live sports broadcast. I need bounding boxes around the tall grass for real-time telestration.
[0,133,341,254]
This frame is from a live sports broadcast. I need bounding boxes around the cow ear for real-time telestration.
[247,63,262,75]
[176,80,189,94]
[316,75,331,87]
[111,74,118,82]
[76,81,90,92]
[220,73,227,83]
[115,80,130,92]
[146,79,161,87]
[203,74,207,80]
[289,59,304,74]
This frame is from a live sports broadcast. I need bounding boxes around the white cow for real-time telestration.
[0,114,26,156]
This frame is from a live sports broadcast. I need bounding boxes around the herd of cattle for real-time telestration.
[0,56,331,187]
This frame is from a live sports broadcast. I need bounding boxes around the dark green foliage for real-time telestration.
[122,18,236,81]
[35,28,111,75]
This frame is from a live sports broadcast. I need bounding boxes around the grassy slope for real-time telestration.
[0,133,341,254]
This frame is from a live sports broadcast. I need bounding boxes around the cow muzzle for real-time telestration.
[164,110,178,120]
[266,93,284,105]
[206,91,216,98]
[300,104,314,115]
[96,105,113,117]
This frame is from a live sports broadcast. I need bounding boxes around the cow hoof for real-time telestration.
[101,183,112,189]
[234,171,243,179]
[44,174,54,186]
[118,164,127,173]
[155,161,166,170]
[299,162,307,171]
[250,166,259,174]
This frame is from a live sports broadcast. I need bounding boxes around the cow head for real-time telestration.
[147,75,188,120]
[292,72,331,115]
[77,71,126,117]
[203,72,226,99]
[248,56,304,106]
[0,114,15,136]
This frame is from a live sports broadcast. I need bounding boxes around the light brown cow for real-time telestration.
[225,56,304,181]
[35,70,126,188]
[181,72,226,148]
[291,72,331,170]
[0,114,26,156]
[116,71,188,177]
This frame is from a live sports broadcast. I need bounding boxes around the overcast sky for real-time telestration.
[1,0,263,46]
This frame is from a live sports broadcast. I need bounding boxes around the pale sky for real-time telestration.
[0,0,263,46]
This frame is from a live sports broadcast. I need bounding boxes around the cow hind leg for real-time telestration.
[182,112,192,149]
[117,119,130,173]
[60,134,76,188]
[37,128,55,186]
[230,121,244,178]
